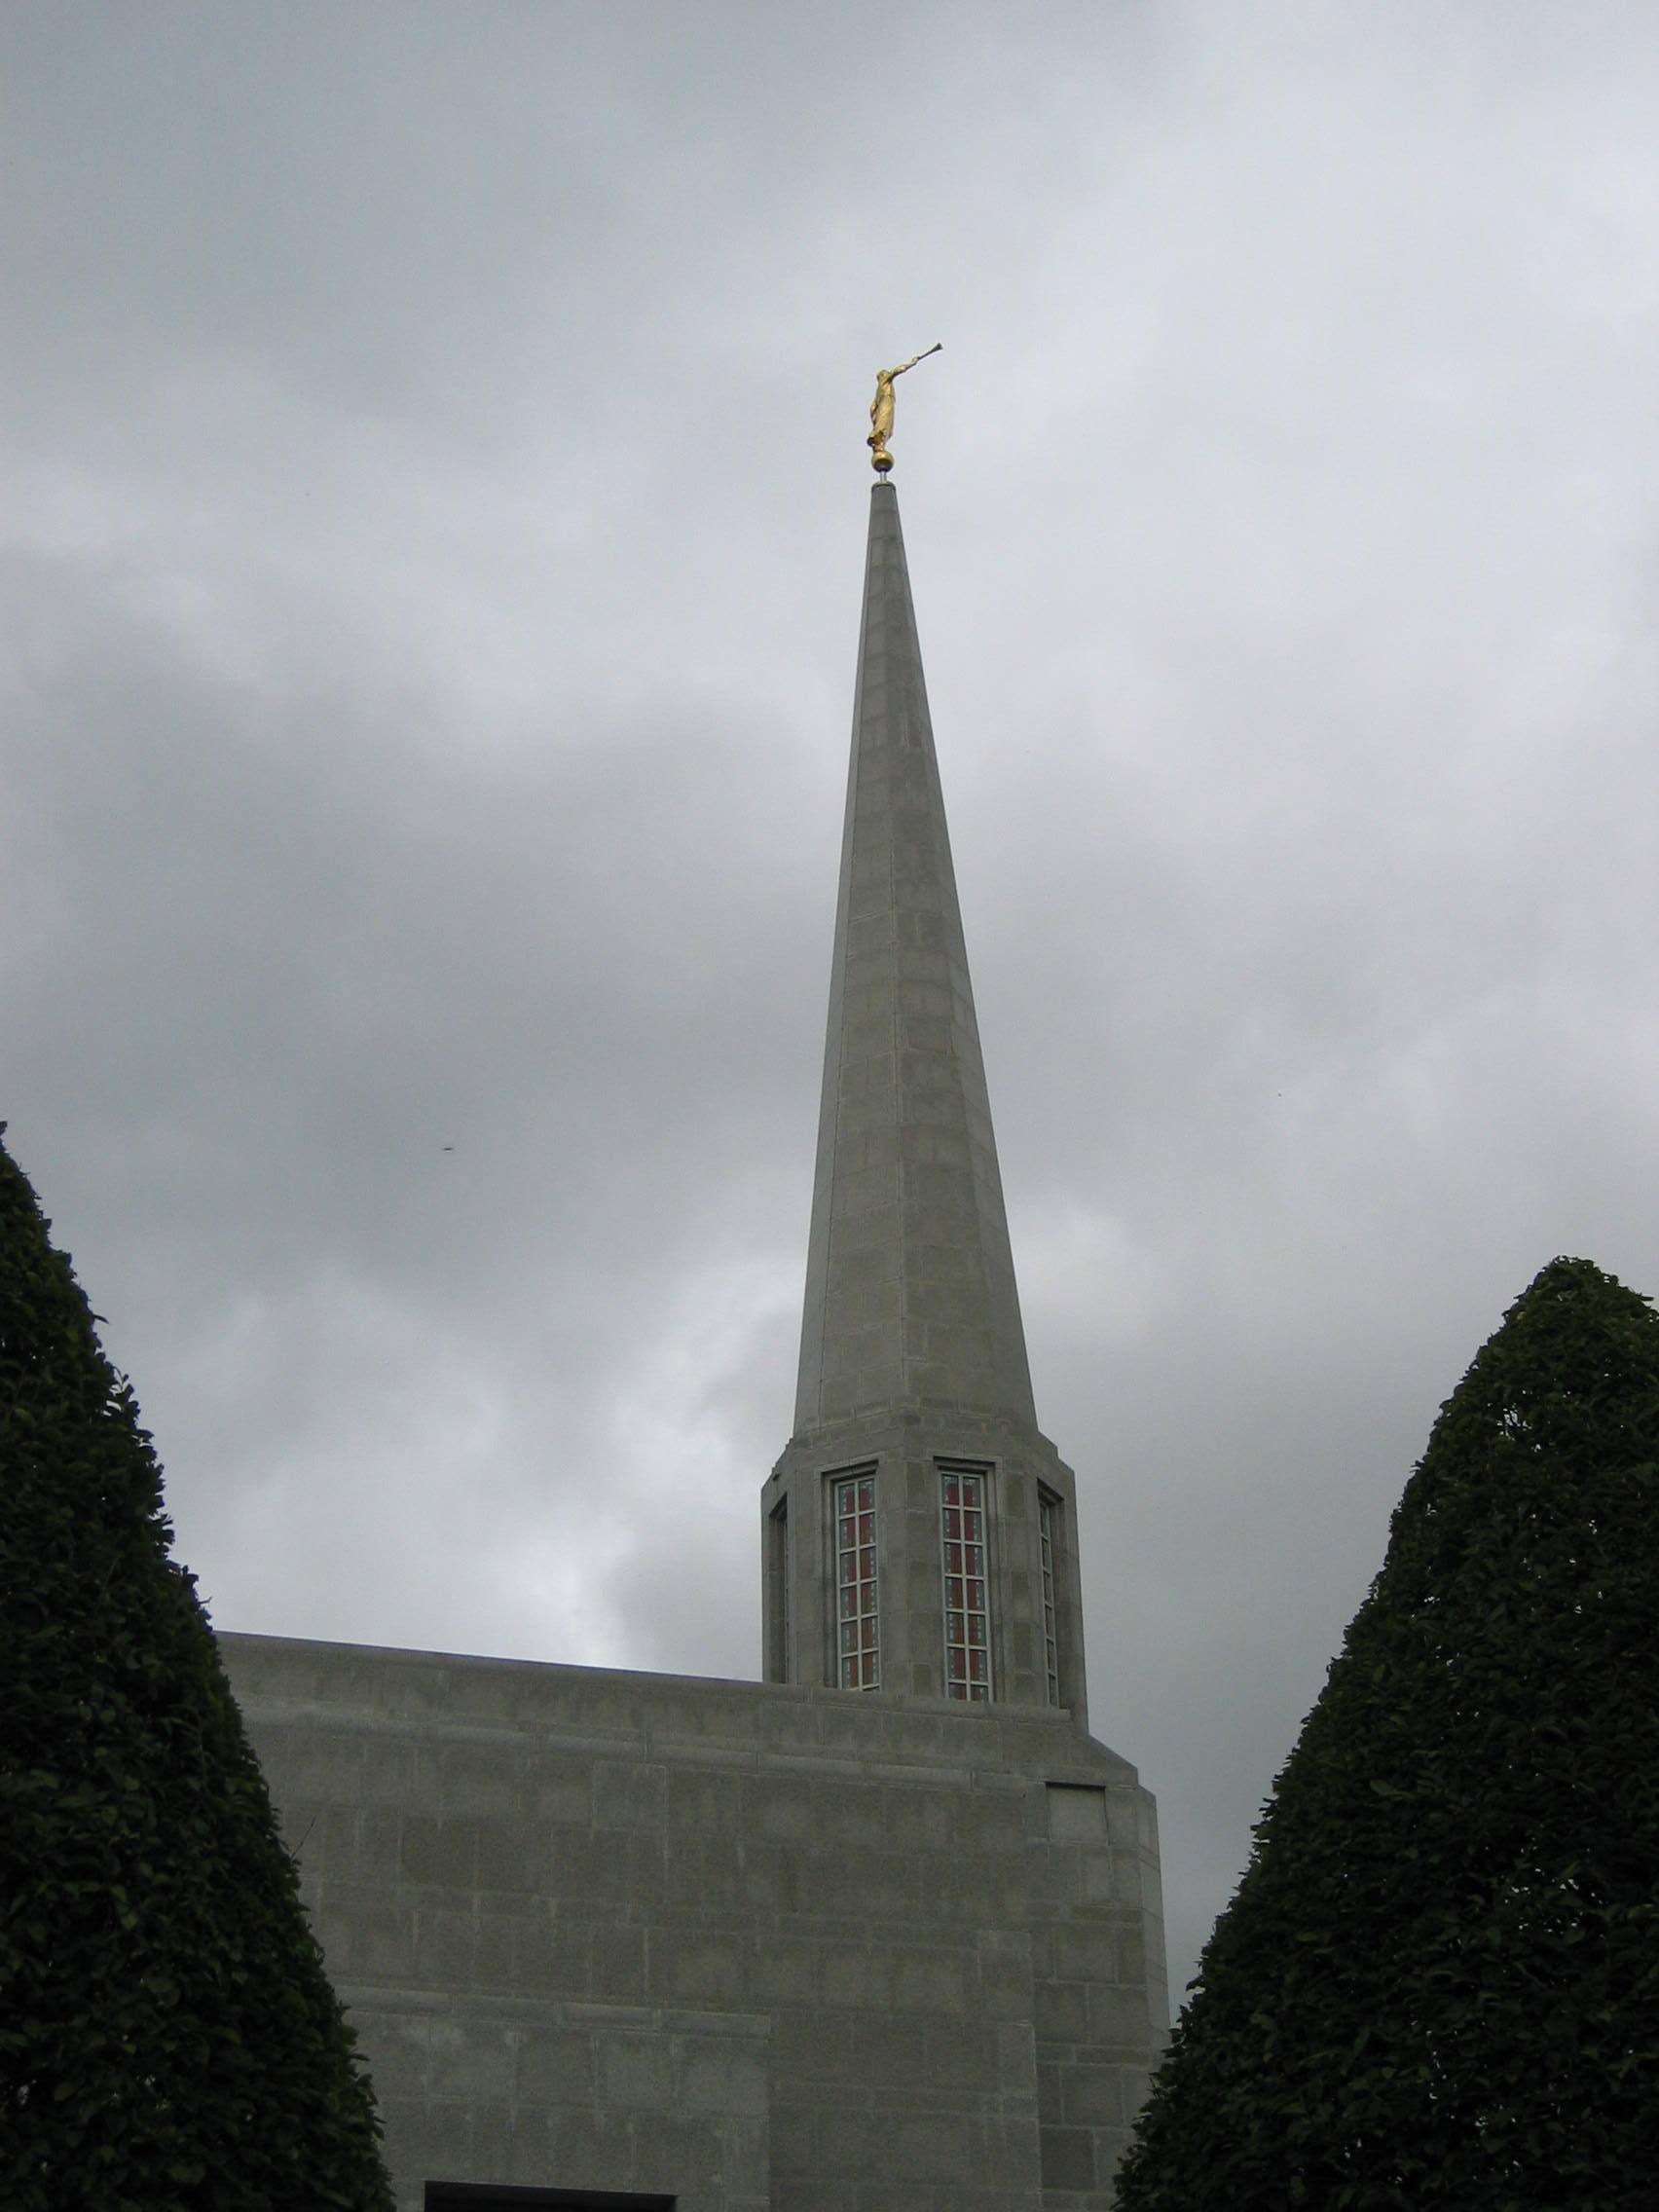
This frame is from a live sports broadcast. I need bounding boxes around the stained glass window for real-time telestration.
[1039,1490,1061,1707]
[832,1471,878,1690]
[940,1464,991,1702]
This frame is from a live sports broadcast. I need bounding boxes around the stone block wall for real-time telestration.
[221,1635,1167,2211]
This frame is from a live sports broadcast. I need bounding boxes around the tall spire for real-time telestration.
[795,483,1036,1431]
[763,480,1090,1721]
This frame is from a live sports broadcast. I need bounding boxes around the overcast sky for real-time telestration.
[6,0,1658,2009]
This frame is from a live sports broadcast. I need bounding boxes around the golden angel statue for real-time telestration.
[866,344,941,472]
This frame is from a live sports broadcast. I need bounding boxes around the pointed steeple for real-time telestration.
[762,481,1091,1722]
[795,482,1036,1431]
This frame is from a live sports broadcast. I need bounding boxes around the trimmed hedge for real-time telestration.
[1117,1257,1659,2211]
[0,1129,392,2211]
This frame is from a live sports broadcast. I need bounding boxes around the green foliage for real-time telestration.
[1117,1257,1659,2211]
[0,1129,392,2212]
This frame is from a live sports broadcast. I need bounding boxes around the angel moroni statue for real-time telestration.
[866,344,941,471]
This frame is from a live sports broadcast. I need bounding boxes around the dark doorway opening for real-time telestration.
[425,2189,674,2211]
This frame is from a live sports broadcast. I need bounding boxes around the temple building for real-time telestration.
[222,471,1169,2211]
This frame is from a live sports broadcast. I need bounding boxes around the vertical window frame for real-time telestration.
[940,1461,993,1703]
[831,1468,879,1691]
[1038,1487,1062,1708]
[769,1497,791,1682]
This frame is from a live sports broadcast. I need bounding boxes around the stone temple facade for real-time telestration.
[221,482,1168,2210]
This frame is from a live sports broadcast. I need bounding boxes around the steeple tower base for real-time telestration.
[764,1410,1090,1725]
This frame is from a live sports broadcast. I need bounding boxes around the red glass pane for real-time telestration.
[970,1649,986,1680]
[858,1512,873,1542]
[859,1547,874,1580]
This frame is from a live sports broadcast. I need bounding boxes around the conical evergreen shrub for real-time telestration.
[0,1129,392,2212]
[1117,1257,1659,2212]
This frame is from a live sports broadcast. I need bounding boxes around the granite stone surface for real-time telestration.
[766,487,1094,1724]
[223,1634,1167,2210]
[794,484,1035,1434]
